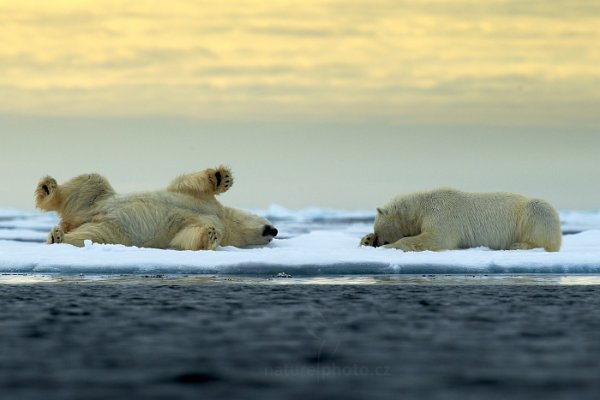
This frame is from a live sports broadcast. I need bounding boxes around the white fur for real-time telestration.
[361,189,561,252]
[36,167,276,250]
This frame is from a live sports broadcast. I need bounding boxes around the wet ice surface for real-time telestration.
[2,282,600,400]
[1,207,600,274]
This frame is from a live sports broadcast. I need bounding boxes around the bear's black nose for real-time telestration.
[262,225,278,237]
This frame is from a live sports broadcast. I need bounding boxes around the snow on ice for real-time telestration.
[0,206,599,275]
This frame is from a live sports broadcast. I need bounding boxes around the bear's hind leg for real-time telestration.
[47,222,126,247]
[36,174,115,232]
[167,166,233,198]
[170,225,223,251]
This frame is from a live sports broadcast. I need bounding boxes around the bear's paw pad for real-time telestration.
[212,166,233,194]
[204,226,222,250]
[36,176,58,201]
[360,233,377,247]
[48,226,64,244]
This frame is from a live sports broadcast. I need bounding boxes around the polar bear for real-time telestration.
[360,189,561,252]
[35,166,278,250]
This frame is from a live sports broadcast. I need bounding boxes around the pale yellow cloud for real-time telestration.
[0,0,598,123]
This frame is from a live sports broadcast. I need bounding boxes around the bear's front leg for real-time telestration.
[170,225,223,251]
[385,232,447,252]
[35,176,61,212]
[508,242,539,251]
[167,166,233,198]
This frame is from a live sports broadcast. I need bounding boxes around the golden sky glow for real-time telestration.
[1,0,599,123]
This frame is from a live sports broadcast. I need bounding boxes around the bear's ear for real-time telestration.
[376,207,386,215]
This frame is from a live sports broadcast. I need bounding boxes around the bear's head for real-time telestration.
[372,207,398,247]
[221,207,278,247]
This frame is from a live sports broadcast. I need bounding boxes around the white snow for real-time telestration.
[0,207,599,275]
[559,210,600,233]
[257,204,375,221]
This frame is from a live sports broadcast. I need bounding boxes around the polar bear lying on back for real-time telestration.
[35,166,278,250]
[360,189,561,252]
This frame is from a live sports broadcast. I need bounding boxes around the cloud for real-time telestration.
[246,25,370,38]
[0,0,598,124]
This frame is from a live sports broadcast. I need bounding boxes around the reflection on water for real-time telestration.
[268,275,600,285]
[558,276,600,285]
[3,273,600,285]
[0,274,59,284]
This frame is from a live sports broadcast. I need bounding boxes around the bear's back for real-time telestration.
[391,189,531,249]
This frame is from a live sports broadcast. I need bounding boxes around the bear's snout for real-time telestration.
[262,225,278,238]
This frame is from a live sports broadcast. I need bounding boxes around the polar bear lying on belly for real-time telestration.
[360,189,561,252]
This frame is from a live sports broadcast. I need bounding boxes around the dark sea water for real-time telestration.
[2,277,600,400]
[3,208,600,398]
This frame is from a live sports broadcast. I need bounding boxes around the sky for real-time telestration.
[1,0,599,210]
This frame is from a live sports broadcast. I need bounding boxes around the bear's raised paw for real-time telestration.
[35,176,58,207]
[211,166,233,195]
